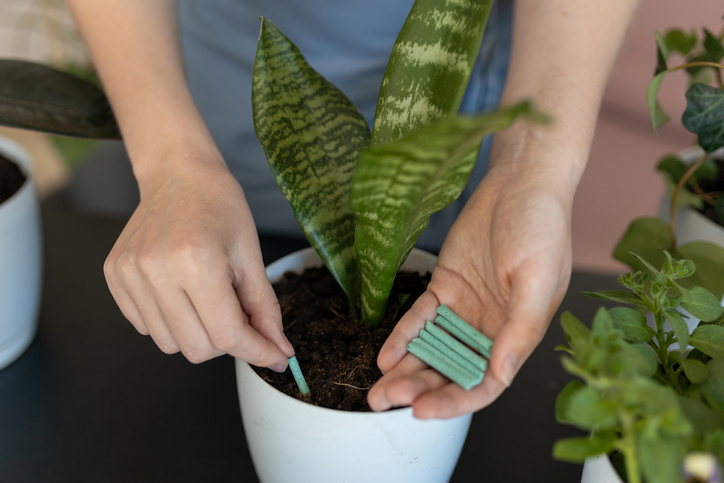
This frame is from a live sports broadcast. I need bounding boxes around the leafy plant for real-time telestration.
[0,0,545,327]
[251,0,545,326]
[554,252,724,483]
[615,23,724,303]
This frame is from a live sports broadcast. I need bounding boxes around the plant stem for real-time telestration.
[619,412,642,483]
[669,154,709,251]
[667,61,724,75]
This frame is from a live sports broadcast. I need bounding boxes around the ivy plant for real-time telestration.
[554,252,724,483]
[615,23,724,302]
[252,0,545,326]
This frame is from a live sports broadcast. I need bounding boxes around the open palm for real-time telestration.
[368,169,573,418]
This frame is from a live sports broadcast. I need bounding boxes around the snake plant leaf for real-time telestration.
[370,0,493,146]
[0,60,120,139]
[682,83,724,153]
[351,101,543,324]
[252,19,369,304]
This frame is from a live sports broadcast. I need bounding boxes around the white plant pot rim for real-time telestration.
[236,246,472,483]
[0,135,41,371]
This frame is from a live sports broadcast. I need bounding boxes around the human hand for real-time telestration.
[367,167,573,418]
[104,154,294,370]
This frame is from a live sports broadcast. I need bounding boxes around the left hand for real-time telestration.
[367,166,573,419]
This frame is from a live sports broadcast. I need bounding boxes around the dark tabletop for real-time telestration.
[0,198,617,482]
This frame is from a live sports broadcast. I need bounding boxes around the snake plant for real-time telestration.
[252,0,544,326]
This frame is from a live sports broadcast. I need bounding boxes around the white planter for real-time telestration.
[235,247,472,483]
[0,136,42,370]
[582,454,623,483]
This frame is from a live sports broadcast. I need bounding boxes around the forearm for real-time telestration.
[65,0,223,188]
[491,0,639,196]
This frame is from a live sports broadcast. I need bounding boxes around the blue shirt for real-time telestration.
[178,0,512,251]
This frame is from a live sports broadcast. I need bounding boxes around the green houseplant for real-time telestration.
[554,252,724,483]
[613,23,724,304]
[0,0,545,480]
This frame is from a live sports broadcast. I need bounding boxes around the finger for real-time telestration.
[368,353,448,411]
[153,286,224,364]
[377,291,440,374]
[410,373,507,419]
[108,252,180,353]
[233,255,295,358]
[104,263,148,335]
[192,277,291,370]
[488,269,565,387]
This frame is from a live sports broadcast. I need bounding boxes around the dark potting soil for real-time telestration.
[253,265,431,412]
[0,152,26,204]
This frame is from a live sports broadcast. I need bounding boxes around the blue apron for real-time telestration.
[178,0,513,251]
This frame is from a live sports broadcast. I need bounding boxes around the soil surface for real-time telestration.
[253,265,431,412]
[0,153,26,204]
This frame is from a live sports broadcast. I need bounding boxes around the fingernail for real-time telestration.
[501,355,520,387]
[269,363,287,373]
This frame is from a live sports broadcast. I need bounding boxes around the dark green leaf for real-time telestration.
[565,386,618,430]
[639,421,688,483]
[608,307,655,342]
[252,19,369,305]
[647,71,670,129]
[716,193,724,226]
[614,218,724,300]
[681,286,724,322]
[663,29,697,56]
[665,310,690,348]
[583,290,647,307]
[613,218,672,274]
[556,380,585,424]
[0,60,120,139]
[687,348,713,364]
[351,103,544,323]
[691,325,724,359]
[677,242,724,301]
[654,31,670,75]
[560,311,590,347]
[552,433,617,463]
[677,394,724,433]
[703,359,724,419]
[626,343,659,377]
[682,358,709,384]
[682,83,724,153]
[370,0,493,145]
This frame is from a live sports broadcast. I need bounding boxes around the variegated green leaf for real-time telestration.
[252,19,370,304]
[351,102,543,324]
[370,0,493,146]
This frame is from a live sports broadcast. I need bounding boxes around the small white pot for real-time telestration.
[582,454,623,483]
[235,247,472,483]
[0,136,42,370]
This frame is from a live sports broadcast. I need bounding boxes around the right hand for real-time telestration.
[104,152,294,370]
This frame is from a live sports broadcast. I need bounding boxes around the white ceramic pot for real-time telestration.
[0,136,42,370]
[235,247,473,483]
[581,454,623,483]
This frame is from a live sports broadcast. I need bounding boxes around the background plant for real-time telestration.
[554,252,724,483]
[615,23,724,297]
